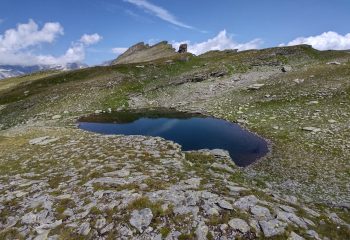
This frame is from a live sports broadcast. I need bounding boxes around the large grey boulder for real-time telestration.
[195,222,209,240]
[250,205,272,220]
[234,195,258,210]
[259,219,287,237]
[228,218,250,233]
[129,208,153,233]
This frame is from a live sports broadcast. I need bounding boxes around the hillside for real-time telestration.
[0,43,349,239]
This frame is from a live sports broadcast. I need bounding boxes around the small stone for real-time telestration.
[209,149,231,158]
[63,209,74,217]
[248,83,265,90]
[328,119,337,124]
[195,223,209,240]
[228,218,250,233]
[52,115,61,120]
[207,208,219,216]
[95,217,106,229]
[217,199,234,210]
[293,79,304,84]
[282,66,292,72]
[78,222,91,236]
[100,223,114,234]
[302,127,321,133]
[326,61,341,65]
[306,230,321,240]
[129,208,153,233]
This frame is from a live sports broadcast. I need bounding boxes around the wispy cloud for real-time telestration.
[124,0,193,29]
[280,31,350,50]
[172,30,263,55]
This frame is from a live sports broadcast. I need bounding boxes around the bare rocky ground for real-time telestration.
[0,45,350,239]
[0,126,349,239]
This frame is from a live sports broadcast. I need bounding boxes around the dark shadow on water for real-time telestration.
[78,109,268,167]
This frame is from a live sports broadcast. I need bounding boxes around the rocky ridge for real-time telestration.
[112,41,188,65]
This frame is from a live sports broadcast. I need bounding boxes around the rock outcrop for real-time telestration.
[178,44,188,53]
[112,41,180,65]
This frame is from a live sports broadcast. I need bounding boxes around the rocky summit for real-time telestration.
[112,41,190,65]
[0,43,349,239]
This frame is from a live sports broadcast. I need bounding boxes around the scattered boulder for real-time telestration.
[78,222,91,236]
[250,205,272,220]
[234,195,258,210]
[293,79,304,84]
[195,222,209,240]
[228,218,250,233]
[29,136,59,145]
[129,208,153,233]
[217,199,234,210]
[210,70,227,78]
[95,217,106,230]
[100,223,114,235]
[247,84,265,90]
[51,115,61,120]
[281,66,292,72]
[326,61,341,65]
[259,219,287,237]
[302,127,321,133]
[178,44,188,53]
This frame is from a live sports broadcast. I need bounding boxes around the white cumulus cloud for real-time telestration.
[80,33,103,45]
[0,19,63,52]
[0,20,102,66]
[282,31,350,50]
[124,0,193,29]
[172,30,263,55]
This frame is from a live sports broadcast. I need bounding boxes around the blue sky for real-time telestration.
[1,0,350,66]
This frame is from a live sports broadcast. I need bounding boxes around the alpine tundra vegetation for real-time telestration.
[0,42,349,239]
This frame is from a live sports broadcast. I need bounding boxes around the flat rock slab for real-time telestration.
[29,136,59,145]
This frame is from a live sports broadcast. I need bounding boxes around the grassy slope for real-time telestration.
[0,45,349,206]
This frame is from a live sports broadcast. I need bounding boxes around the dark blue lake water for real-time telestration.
[78,110,268,167]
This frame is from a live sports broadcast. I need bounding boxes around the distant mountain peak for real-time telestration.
[0,63,88,80]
